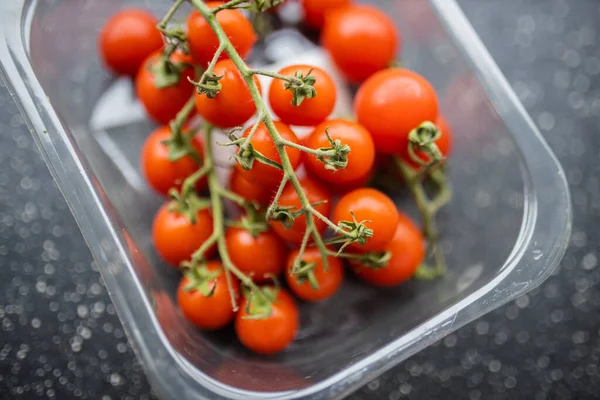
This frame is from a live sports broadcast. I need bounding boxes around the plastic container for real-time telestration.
[0,1,571,399]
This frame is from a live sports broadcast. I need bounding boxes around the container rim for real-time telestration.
[0,0,571,399]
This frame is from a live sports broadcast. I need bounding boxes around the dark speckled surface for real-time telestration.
[1,0,599,399]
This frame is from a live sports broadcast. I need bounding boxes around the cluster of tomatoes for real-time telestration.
[99,0,452,355]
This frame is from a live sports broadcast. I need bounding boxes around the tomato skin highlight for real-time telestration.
[236,121,302,188]
[177,261,238,329]
[322,5,399,82]
[270,178,332,245]
[99,9,163,76]
[301,0,352,29]
[152,203,216,266]
[354,68,439,155]
[286,248,344,302]
[353,213,425,287]
[332,188,399,252]
[187,2,257,66]
[136,50,196,125]
[195,60,261,129]
[235,288,299,354]
[225,227,288,283]
[269,65,337,127]
[141,126,206,197]
[304,119,375,185]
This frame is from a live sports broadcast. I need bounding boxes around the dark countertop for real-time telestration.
[1,0,599,399]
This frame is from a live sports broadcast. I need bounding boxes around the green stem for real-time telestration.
[248,69,299,84]
[158,0,187,29]
[212,0,248,13]
[199,124,265,309]
[279,139,336,158]
[239,111,265,154]
[394,158,447,277]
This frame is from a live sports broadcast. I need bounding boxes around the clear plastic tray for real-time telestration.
[0,1,571,399]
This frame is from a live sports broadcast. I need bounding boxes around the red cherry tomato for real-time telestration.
[177,261,238,329]
[235,288,299,354]
[269,65,337,126]
[136,50,195,125]
[332,188,399,252]
[195,59,261,128]
[286,248,344,302]
[354,68,439,155]
[304,119,375,185]
[398,114,453,169]
[353,213,425,287]
[225,226,287,283]
[301,0,351,29]
[152,203,216,266]
[187,1,257,66]
[229,167,277,207]
[270,178,332,244]
[322,5,399,82]
[237,121,302,187]
[141,126,206,197]
[99,9,163,76]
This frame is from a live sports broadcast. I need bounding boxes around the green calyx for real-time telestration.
[285,69,318,107]
[242,286,278,320]
[183,264,222,297]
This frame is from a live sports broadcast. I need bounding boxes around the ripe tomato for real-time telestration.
[225,226,287,283]
[270,178,332,244]
[354,68,439,155]
[285,248,343,302]
[229,167,277,207]
[268,65,337,126]
[136,50,195,125]
[353,213,425,286]
[99,9,163,76]
[177,261,238,329]
[301,0,351,29]
[141,126,206,197]
[152,203,215,266]
[322,5,399,82]
[235,288,299,354]
[187,2,256,66]
[304,119,375,185]
[332,188,399,252]
[398,114,453,169]
[195,59,261,128]
[237,121,302,187]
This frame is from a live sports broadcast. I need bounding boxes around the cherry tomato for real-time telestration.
[236,121,302,187]
[136,50,195,125]
[354,68,439,155]
[268,65,337,127]
[152,203,215,266]
[195,59,261,128]
[235,288,299,354]
[332,188,399,252]
[322,5,399,82]
[187,2,257,66]
[99,9,163,76]
[398,114,453,169]
[285,248,343,302]
[177,261,238,329]
[141,126,206,197]
[301,0,351,29]
[270,178,332,244]
[352,213,425,287]
[304,119,375,185]
[225,226,287,283]
[229,167,277,207]
[312,167,374,195]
